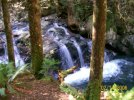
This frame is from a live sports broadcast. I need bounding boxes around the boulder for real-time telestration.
[107,34,134,56]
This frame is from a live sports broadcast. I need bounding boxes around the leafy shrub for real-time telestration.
[9,64,30,82]
[73,0,92,22]
[60,83,84,100]
[107,84,134,100]
[0,62,15,96]
[0,63,29,96]
[39,58,59,78]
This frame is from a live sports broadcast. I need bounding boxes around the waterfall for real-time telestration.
[47,27,74,69]
[87,41,92,49]
[64,59,134,88]
[1,20,133,90]
[0,34,24,67]
[0,35,8,64]
[64,58,134,89]
[49,22,85,68]
[58,43,74,69]
[53,23,69,35]
[0,42,8,64]
[13,39,24,67]
[72,39,85,67]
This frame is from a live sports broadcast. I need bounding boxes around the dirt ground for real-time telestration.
[0,74,113,100]
[2,74,70,100]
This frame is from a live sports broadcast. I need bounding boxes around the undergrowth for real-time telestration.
[0,62,15,96]
[60,83,134,100]
[0,62,29,97]
[60,83,84,100]
[39,58,59,80]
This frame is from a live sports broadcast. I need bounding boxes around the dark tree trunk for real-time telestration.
[1,0,15,67]
[85,0,107,100]
[67,0,78,31]
[54,0,61,16]
[28,0,43,78]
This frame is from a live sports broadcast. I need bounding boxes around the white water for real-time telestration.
[64,59,123,86]
[0,21,133,89]
[87,41,92,51]
[58,43,74,69]
[47,25,74,69]
[72,39,85,67]
[0,43,8,64]
[13,40,24,67]
[0,34,24,67]
[53,23,69,35]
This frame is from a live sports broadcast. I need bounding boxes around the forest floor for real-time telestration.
[4,74,70,100]
[0,74,113,100]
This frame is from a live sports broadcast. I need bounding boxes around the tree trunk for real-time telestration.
[67,0,78,31]
[1,0,15,67]
[28,0,43,78]
[54,0,61,16]
[85,0,107,100]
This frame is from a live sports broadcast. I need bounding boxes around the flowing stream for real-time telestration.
[72,39,85,67]
[0,34,24,67]
[0,20,133,89]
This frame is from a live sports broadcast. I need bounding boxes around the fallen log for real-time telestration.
[58,66,77,83]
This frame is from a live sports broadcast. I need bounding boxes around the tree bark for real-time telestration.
[54,0,61,16]
[67,0,78,31]
[1,0,15,67]
[85,0,107,100]
[28,0,43,78]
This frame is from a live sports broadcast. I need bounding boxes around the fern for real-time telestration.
[60,83,84,100]
[39,58,59,77]
[9,64,29,82]
[0,70,6,87]
[0,62,16,83]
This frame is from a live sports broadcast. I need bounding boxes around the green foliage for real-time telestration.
[0,63,15,87]
[122,88,134,100]
[74,0,92,22]
[107,84,134,100]
[106,10,117,32]
[60,83,84,100]
[0,62,15,96]
[39,58,59,77]
[0,63,29,97]
[59,0,67,7]
[9,64,30,82]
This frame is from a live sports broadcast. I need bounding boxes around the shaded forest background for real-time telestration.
[0,0,134,56]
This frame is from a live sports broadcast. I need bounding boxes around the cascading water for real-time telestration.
[0,34,24,67]
[0,19,133,89]
[13,39,24,67]
[53,23,69,35]
[0,40,8,64]
[47,22,87,68]
[58,43,74,69]
[64,58,134,89]
[71,39,85,67]
[46,27,74,69]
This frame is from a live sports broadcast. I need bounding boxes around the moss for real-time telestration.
[85,80,101,100]
[106,11,117,32]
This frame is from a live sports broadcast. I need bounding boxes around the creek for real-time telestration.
[0,18,133,89]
